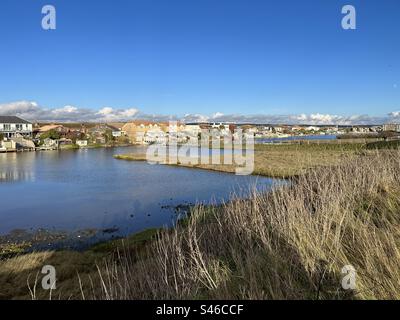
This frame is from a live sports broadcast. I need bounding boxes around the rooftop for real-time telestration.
[0,116,31,124]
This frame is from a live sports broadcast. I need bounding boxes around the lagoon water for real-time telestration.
[0,146,277,246]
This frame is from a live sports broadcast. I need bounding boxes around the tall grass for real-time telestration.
[89,150,400,299]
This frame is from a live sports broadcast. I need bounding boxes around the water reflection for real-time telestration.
[0,152,36,182]
[0,170,35,182]
[0,147,280,247]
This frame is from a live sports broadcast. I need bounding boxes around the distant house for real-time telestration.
[111,130,122,137]
[34,124,67,135]
[0,116,33,138]
[58,138,73,146]
[291,126,303,132]
[122,121,168,144]
[273,126,284,133]
[76,140,88,147]
[305,126,321,132]
[184,124,202,136]
[241,125,257,134]
[107,123,126,137]
[88,124,113,144]
[383,124,400,132]
[42,138,58,149]
[106,125,123,138]
[0,139,17,151]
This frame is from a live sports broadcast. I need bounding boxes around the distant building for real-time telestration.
[0,116,32,138]
[0,139,16,152]
[107,125,123,138]
[34,124,68,137]
[305,126,321,132]
[183,124,202,137]
[88,124,111,144]
[122,121,168,144]
[76,140,88,147]
[383,124,400,132]
[41,138,59,150]
[111,130,122,137]
[58,138,73,146]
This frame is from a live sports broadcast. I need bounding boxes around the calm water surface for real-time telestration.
[0,146,278,246]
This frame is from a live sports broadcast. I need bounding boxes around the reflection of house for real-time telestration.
[0,116,33,138]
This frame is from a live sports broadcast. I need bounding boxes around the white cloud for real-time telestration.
[0,101,40,115]
[97,107,114,115]
[182,113,210,123]
[389,111,400,118]
[96,107,140,121]
[0,100,398,125]
[180,112,390,125]
[0,101,139,122]
[211,112,224,119]
[53,105,79,114]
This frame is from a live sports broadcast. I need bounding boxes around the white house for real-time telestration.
[305,126,321,132]
[0,116,33,138]
[0,139,16,152]
[42,138,59,149]
[112,130,122,137]
[383,124,400,132]
[76,140,88,147]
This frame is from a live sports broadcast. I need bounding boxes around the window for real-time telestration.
[4,124,11,131]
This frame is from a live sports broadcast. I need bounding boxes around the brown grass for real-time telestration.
[92,150,400,300]
[114,142,365,178]
[2,148,400,300]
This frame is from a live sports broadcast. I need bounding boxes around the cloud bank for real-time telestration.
[180,112,389,125]
[0,100,398,125]
[0,101,139,122]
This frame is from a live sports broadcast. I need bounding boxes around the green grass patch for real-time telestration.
[89,228,160,253]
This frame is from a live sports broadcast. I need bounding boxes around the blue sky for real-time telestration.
[0,0,399,124]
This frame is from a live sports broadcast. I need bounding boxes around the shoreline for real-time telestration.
[0,143,139,153]
[113,141,366,178]
[1,149,399,299]
[0,140,373,257]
